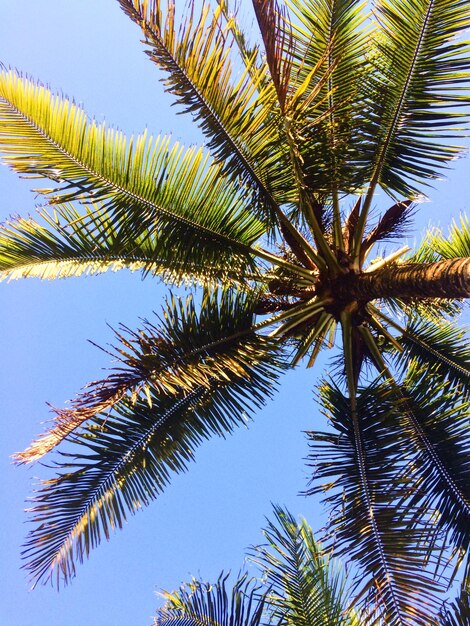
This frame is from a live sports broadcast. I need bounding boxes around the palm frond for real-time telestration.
[16,288,284,464]
[397,316,470,397]
[250,0,342,267]
[439,594,470,626]
[217,0,263,71]
[0,71,270,275]
[155,573,265,626]
[116,0,332,269]
[307,379,445,625]
[371,0,470,195]
[412,214,470,264]
[0,202,261,285]
[251,506,363,626]
[438,564,470,626]
[353,0,470,254]
[117,0,292,209]
[392,363,470,558]
[288,0,373,197]
[21,289,286,586]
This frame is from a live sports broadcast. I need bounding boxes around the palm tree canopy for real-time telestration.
[0,0,469,623]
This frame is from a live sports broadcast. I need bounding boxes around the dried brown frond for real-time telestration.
[361,200,414,261]
[14,385,130,464]
[252,0,294,109]
[343,196,362,254]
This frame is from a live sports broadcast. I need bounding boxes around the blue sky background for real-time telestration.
[0,2,468,626]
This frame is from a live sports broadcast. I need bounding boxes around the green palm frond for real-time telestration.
[393,363,470,557]
[249,0,342,268]
[307,379,445,625]
[118,0,292,209]
[0,202,261,285]
[2,0,470,610]
[155,573,265,626]
[251,506,363,626]
[288,0,373,198]
[353,0,470,253]
[117,0,339,270]
[21,288,286,586]
[154,508,364,626]
[370,0,470,195]
[0,71,272,275]
[397,317,470,396]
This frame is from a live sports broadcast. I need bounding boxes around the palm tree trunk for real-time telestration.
[343,257,470,301]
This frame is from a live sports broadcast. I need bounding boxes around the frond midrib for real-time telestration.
[341,319,406,624]
[0,252,260,281]
[350,404,405,624]
[354,0,436,255]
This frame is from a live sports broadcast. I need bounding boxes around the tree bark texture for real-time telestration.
[340,258,470,301]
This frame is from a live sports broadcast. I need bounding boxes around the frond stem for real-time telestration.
[340,312,404,623]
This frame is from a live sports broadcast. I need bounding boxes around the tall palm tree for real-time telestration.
[0,0,469,622]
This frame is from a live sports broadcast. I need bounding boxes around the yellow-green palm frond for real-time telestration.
[0,70,272,278]
[118,0,294,210]
[155,574,265,626]
[157,510,366,626]
[251,506,363,626]
[413,214,470,264]
[0,202,263,286]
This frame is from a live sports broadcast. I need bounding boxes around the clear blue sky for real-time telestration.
[0,2,468,626]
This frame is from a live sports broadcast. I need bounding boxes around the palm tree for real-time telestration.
[0,0,469,622]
